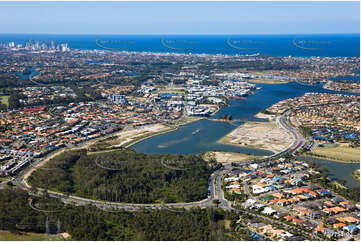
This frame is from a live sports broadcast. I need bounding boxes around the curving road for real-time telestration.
[11,110,305,212]
[270,110,305,158]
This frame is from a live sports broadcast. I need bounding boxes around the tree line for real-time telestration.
[28,148,218,203]
[0,188,237,240]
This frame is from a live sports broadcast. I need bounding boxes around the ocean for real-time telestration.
[0,34,359,57]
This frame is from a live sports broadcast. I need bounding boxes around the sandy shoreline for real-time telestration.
[111,123,173,147]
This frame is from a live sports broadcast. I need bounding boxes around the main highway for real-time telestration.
[271,110,306,158]
[9,109,305,212]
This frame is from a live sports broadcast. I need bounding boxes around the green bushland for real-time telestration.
[352,169,360,180]
[28,148,217,203]
[0,95,9,107]
[0,189,235,241]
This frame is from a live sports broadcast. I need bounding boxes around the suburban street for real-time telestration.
[8,110,306,212]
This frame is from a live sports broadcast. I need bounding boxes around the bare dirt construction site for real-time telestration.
[218,114,294,153]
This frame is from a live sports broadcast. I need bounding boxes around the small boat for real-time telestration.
[192,129,200,135]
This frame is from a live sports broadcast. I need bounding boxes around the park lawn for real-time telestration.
[0,96,9,107]
[0,230,65,241]
[308,144,360,162]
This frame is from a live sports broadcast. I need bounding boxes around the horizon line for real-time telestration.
[0,32,359,36]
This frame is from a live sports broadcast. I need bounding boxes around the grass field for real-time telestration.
[307,144,360,162]
[203,151,256,163]
[0,96,9,107]
[0,230,66,241]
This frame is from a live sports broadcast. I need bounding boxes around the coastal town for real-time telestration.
[0,73,259,176]
[0,41,359,241]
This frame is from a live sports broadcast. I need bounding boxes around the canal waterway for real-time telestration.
[16,67,39,79]
[131,81,358,154]
[298,156,359,188]
[130,81,359,185]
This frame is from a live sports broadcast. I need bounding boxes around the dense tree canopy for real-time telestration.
[29,148,216,203]
[0,189,235,240]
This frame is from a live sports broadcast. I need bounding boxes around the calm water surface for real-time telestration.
[130,82,360,185]
[0,34,359,57]
[131,81,358,154]
[298,156,360,188]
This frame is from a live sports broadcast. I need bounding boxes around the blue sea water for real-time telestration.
[0,34,359,57]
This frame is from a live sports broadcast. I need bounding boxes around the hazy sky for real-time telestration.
[0,1,359,35]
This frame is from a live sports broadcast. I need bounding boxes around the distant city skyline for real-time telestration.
[0,1,359,35]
